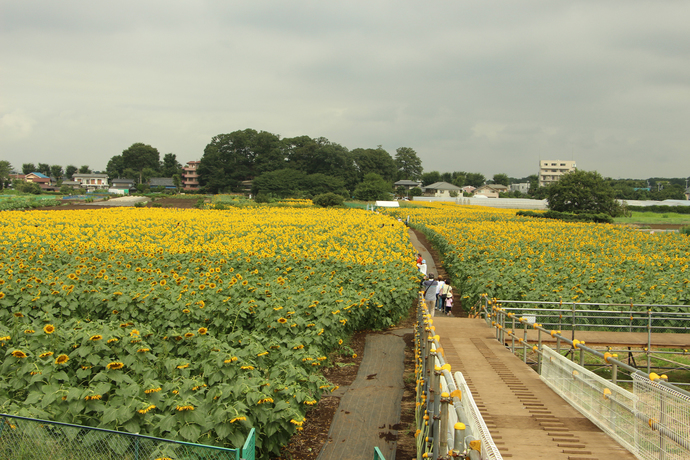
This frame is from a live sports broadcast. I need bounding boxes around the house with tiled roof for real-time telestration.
[422,181,462,197]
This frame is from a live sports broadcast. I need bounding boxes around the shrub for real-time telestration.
[254,192,271,203]
[312,193,344,207]
[680,226,690,236]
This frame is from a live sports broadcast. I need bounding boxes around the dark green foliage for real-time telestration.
[351,147,397,182]
[312,192,345,207]
[626,205,690,215]
[121,143,160,183]
[492,173,509,186]
[394,147,423,180]
[353,173,392,201]
[680,226,690,236]
[254,192,271,203]
[516,210,614,224]
[545,169,621,217]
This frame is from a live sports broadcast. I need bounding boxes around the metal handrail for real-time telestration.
[416,292,500,460]
[477,295,690,399]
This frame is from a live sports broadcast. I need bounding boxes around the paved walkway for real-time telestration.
[433,317,638,460]
[317,329,410,460]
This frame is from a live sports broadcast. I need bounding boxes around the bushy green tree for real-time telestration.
[121,143,159,183]
[492,173,509,186]
[545,170,621,217]
[395,147,423,180]
[65,165,78,180]
[22,163,36,175]
[0,160,11,189]
[353,173,392,201]
[313,192,344,207]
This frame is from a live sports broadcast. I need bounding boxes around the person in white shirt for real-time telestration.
[417,259,427,276]
[435,276,446,311]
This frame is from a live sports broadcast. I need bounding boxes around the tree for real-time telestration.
[251,169,307,198]
[421,171,442,186]
[545,169,621,216]
[50,165,64,181]
[0,160,12,189]
[351,146,397,182]
[353,173,392,201]
[492,173,509,186]
[121,143,159,183]
[22,163,36,175]
[160,153,182,177]
[79,165,92,174]
[65,165,78,180]
[465,172,486,188]
[37,163,51,176]
[395,147,423,180]
[106,156,125,178]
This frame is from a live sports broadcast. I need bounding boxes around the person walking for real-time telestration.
[435,276,446,312]
[422,274,438,317]
[442,281,454,315]
[417,259,427,276]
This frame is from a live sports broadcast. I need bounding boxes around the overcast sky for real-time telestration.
[2,0,689,180]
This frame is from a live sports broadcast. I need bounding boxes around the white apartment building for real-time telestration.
[538,160,576,187]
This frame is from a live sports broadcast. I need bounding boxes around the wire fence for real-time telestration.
[633,374,690,460]
[480,296,690,460]
[0,413,254,460]
[540,345,637,452]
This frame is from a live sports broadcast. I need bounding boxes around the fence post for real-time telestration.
[523,320,528,364]
[453,422,465,454]
[611,361,617,385]
[511,315,516,353]
[439,392,450,457]
[571,302,576,361]
[647,309,652,374]
[537,328,543,374]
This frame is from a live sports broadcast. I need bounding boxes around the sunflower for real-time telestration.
[90,335,103,341]
[39,351,54,358]
[24,329,35,334]
[55,354,69,364]
[13,312,24,318]
[11,350,28,359]
[0,292,5,300]
[198,327,208,335]
[176,363,190,369]
[184,332,194,338]
[278,317,288,324]
[137,348,150,353]
[106,362,124,370]
[43,324,55,334]
[107,338,118,343]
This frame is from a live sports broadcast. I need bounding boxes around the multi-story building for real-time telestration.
[72,173,109,191]
[538,160,576,187]
[182,161,201,191]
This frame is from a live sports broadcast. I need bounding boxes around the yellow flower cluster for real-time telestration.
[176,405,194,411]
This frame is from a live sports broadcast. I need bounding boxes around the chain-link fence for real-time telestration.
[0,413,254,460]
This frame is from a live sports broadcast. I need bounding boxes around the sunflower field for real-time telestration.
[394,203,689,308]
[0,207,418,457]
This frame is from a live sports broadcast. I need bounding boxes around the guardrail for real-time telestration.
[0,413,255,460]
[415,292,503,460]
[474,297,690,376]
[478,296,690,460]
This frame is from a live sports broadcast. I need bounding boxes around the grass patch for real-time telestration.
[614,211,690,225]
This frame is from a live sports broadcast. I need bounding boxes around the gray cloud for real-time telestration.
[1,0,689,180]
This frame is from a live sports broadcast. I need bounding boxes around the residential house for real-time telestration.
[474,184,508,198]
[461,186,476,195]
[24,172,59,191]
[150,177,176,190]
[72,173,109,191]
[110,179,136,194]
[422,181,462,197]
[394,180,423,191]
[60,180,82,190]
[509,183,530,194]
[182,161,201,191]
[538,160,576,187]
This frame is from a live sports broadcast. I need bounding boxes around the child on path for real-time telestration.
[442,281,453,315]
